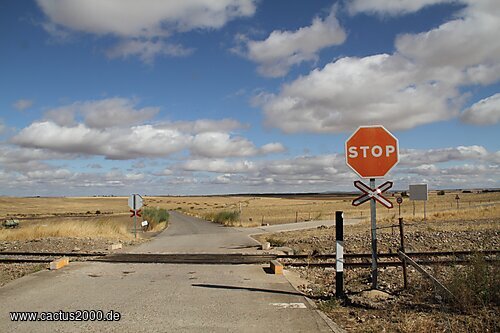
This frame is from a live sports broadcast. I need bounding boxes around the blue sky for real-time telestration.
[0,0,499,196]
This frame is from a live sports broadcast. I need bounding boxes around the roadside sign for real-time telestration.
[352,180,393,208]
[345,125,400,290]
[128,194,143,239]
[345,125,399,178]
[409,184,428,219]
[409,184,428,201]
[141,221,148,227]
[128,194,143,210]
[130,209,142,217]
[396,196,403,218]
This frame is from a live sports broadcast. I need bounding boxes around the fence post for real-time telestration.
[335,211,344,298]
[399,217,408,289]
[295,211,298,223]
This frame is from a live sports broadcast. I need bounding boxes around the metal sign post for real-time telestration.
[396,196,403,218]
[128,194,143,239]
[351,179,393,289]
[133,195,136,238]
[369,178,378,289]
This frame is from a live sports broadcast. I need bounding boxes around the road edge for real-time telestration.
[283,269,347,333]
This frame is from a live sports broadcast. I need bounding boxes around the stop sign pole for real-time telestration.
[345,125,399,289]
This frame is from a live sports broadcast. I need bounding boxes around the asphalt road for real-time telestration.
[0,211,339,332]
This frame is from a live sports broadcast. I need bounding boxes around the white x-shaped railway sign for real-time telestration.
[352,180,394,208]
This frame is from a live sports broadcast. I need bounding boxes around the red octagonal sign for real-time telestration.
[345,125,399,178]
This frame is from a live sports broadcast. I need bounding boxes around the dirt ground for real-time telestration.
[256,217,499,332]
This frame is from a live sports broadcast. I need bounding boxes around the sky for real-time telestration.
[0,0,499,196]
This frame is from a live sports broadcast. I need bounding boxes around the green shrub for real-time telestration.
[204,210,240,226]
[142,207,169,230]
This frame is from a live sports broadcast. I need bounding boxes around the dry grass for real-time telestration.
[0,217,133,241]
[0,191,498,231]
[145,191,500,227]
[0,196,129,218]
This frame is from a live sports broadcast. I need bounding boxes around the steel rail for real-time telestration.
[284,258,500,268]
[1,250,498,265]
[0,251,107,257]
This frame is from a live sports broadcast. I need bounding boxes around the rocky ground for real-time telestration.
[258,218,500,332]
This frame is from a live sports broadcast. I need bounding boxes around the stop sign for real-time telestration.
[345,125,399,178]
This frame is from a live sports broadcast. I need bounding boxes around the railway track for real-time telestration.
[1,250,498,265]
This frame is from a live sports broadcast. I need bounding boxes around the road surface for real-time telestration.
[0,211,343,332]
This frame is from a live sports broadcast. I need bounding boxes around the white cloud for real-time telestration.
[12,121,190,160]
[400,145,490,166]
[395,1,500,85]
[43,97,159,128]
[190,132,278,158]
[13,99,34,111]
[36,0,257,62]
[0,120,6,135]
[236,7,346,77]
[183,159,256,173]
[12,97,283,160]
[125,173,145,181]
[106,39,194,64]
[87,163,102,169]
[348,0,457,16]
[258,54,459,133]
[460,93,500,125]
[259,142,286,154]
[159,168,173,176]
[80,98,159,128]
[1,144,499,195]
[0,144,76,173]
[159,119,245,134]
[44,106,77,126]
[27,168,72,180]
[258,0,500,133]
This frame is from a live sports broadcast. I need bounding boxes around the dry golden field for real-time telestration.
[0,191,498,241]
[150,190,500,226]
[0,196,165,241]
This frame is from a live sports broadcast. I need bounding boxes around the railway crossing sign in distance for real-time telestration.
[345,125,399,178]
[352,180,393,208]
[128,194,143,239]
[128,194,143,210]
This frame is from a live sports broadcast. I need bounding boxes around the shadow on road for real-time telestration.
[192,283,306,298]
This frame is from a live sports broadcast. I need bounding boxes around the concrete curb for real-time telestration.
[49,257,69,270]
[283,269,347,333]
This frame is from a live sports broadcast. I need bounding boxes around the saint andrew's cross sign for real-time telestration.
[352,180,393,208]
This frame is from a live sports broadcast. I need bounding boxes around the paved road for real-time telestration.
[0,212,339,332]
[131,212,262,254]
